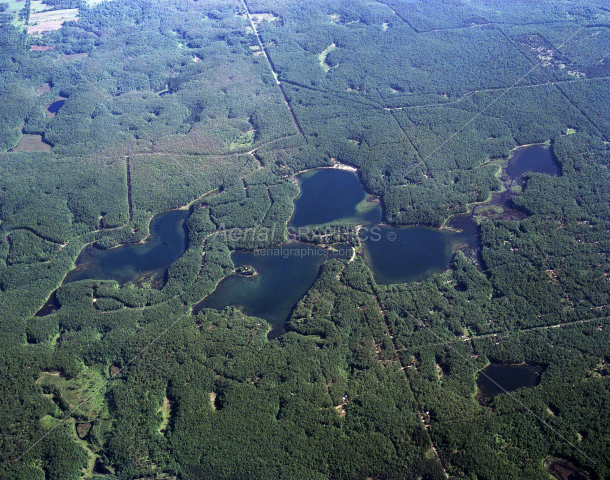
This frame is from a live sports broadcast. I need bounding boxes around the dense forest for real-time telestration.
[0,0,608,478]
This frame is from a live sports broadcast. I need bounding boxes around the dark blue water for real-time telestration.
[506,144,560,179]
[194,243,352,337]
[47,99,65,115]
[64,210,189,285]
[290,168,479,285]
[476,364,542,401]
[290,169,382,227]
[361,224,477,285]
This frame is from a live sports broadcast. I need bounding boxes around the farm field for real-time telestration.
[27,8,78,33]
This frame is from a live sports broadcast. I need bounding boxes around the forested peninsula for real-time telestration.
[0,0,609,479]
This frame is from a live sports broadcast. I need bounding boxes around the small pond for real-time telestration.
[506,144,560,179]
[64,210,189,285]
[193,243,352,338]
[544,457,592,480]
[45,97,67,117]
[47,99,65,115]
[476,363,542,404]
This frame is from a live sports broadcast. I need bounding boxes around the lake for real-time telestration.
[506,144,560,179]
[64,210,189,285]
[290,168,478,284]
[193,243,352,338]
[290,168,382,227]
[56,167,480,333]
[35,291,59,317]
[361,222,478,285]
[476,363,542,403]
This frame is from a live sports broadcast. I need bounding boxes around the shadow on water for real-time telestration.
[193,243,352,339]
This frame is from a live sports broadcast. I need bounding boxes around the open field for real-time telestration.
[28,8,79,33]
[10,134,52,152]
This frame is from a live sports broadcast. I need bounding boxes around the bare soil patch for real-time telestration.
[10,134,51,152]
[28,8,79,32]
[31,45,54,51]
[57,52,89,62]
[36,82,52,95]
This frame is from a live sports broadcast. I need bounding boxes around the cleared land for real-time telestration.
[28,8,79,34]
[10,134,52,152]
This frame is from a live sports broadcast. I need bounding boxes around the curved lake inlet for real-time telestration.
[290,168,382,227]
[35,291,60,317]
[193,243,352,339]
[64,210,189,285]
[506,144,560,179]
[476,363,542,404]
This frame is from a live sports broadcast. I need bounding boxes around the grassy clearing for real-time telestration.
[4,0,25,14]
[57,52,89,62]
[158,396,171,433]
[318,43,337,73]
[37,365,107,421]
[230,128,255,150]
[250,12,279,26]
[10,134,52,152]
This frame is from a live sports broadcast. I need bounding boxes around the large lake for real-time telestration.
[193,243,351,338]
[56,168,480,332]
[64,210,189,285]
[361,222,477,285]
[290,168,382,227]
[291,168,478,285]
